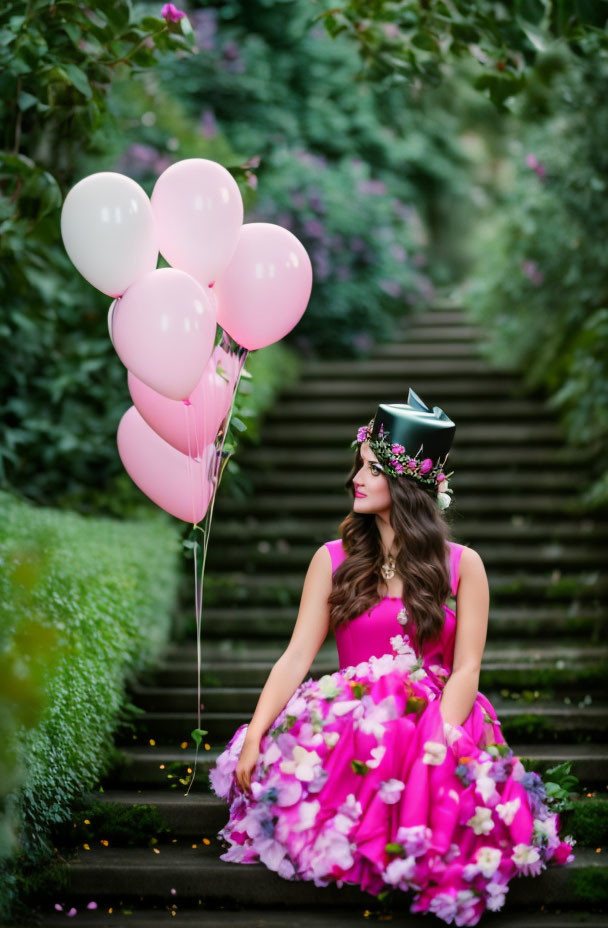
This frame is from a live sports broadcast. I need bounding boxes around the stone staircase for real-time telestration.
[34,304,608,925]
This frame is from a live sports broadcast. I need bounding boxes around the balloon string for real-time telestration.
[184,332,249,797]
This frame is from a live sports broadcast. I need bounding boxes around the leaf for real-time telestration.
[63,63,93,99]
[190,727,208,747]
[230,416,247,432]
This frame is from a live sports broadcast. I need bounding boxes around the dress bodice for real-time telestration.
[324,539,465,672]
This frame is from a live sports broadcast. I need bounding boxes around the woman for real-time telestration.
[209,388,575,925]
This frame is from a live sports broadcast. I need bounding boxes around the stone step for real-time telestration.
[106,743,608,791]
[214,495,586,518]
[252,423,563,446]
[266,398,554,423]
[204,541,607,570]
[200,570,605,604]
[130,661,608,710]
[116,703,608,746]
[88,789,606,843]
[163,638,607,665]
[175,605,605,641]
[370,324,483,342]
[242,469,585,493]
[301,358,516,378]
[241,445,587,468]
[354,341,486,357]
[207,518,608,545]
[281,378,537,399]
[34,908,608,927]
[141,653,608,693]
[34,843,605,909]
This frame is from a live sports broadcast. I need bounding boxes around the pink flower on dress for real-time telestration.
[357,426,368,442]
[420,458,434,474]
[552,840,576,864]
[391,443,405,454]
[389,457,404,473]
[407,459,417,471]
[161,3,185,22]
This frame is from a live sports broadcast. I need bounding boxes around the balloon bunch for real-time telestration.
[61,158,313,791]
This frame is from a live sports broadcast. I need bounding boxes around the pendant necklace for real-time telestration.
[381,551,409,626]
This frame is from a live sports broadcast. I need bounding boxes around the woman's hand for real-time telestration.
[235,737,260,797]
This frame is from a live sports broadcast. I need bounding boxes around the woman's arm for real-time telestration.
[439,546,489,727]
[243,544,333,746]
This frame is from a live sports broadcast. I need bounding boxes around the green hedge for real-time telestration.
[0,490,182,920]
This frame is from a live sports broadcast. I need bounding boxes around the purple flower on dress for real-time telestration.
[389,458,404,473]
[407,459,417,471]
[420,458,434,474]
[161,3,185,22]
[357,426,368,442]
[391,443,405,454]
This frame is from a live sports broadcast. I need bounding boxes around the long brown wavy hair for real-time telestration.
[327,444,455,654]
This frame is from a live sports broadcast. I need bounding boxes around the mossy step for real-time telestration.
[141,659,608,693]
[34,844,605,909]
[116,704,608,746]
[208,518,608,544]
[266,398,554,422]
[204,541,607,570]
[108,743,608,791]
[34,909,608,927]
[163,638,608,666]
[198,569,606,603]
[175,606,605,641]
[129,666,608,711]
[86,790,608,847]
[252,423,563,446]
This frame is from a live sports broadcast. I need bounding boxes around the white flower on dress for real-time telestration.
[366,745,386,769]
[474,846,502,879]
[369,652,397,680]
[390,633,415,656]
[443,721,464,746]
[495,797,521,826]
[279,745,323,782]
[318,674,341,700]
[422,740,447,765]
[383,854,418,888]
[410,667,428,682]
[379,778,406,804]
[322,730,340,749]
[293,798,320,832]
[395,824,433,857]
[333,793,363,834]
[261,741,281,765]
[358,694,400,740]
[331,699,363,717]
[485,880,508,912]
[511,843,545,876]
[466,806,495,835]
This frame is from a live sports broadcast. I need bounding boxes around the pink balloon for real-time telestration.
[127,349,233,457]
[151,159,244,288]
[117,406,216,523]
[112,268,217,401]
[213,223,313,350]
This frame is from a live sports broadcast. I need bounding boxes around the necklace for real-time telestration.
[381,553,396,581]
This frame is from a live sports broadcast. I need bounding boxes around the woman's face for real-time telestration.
[352,441,392,516]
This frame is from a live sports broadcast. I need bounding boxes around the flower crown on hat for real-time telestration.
[351,418,455,510]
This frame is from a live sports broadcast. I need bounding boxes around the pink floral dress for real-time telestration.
[209,539,575,925]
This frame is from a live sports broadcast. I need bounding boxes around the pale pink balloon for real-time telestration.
[112,268,217,401]
[151,159,244,288]
[127,350,233,457]
[213,223,313,350]
[61,172,158,297]
[117,406,216,523]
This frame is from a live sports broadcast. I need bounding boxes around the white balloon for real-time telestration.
[107,299,116,346]
[61,172,158,297]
